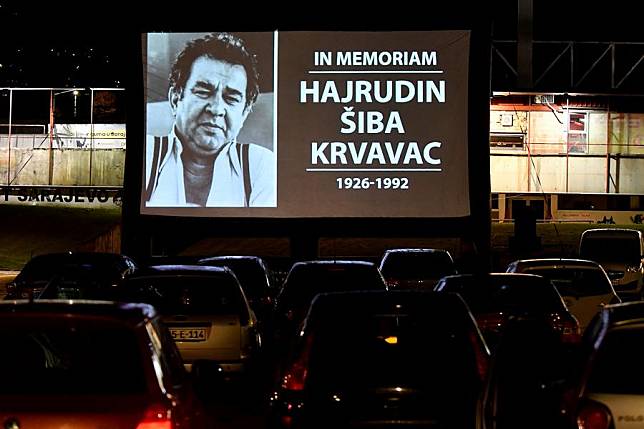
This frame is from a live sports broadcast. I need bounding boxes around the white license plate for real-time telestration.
[170,328,208,341]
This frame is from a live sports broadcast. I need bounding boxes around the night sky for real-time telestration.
[0,0,640,89]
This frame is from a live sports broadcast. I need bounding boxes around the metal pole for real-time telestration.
[49,90,54,185]
[6,90,13,198]
[90,89,94,186]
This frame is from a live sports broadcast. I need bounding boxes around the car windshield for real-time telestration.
[0,324,146,394]
[521,268,613,297]
[121,275,245,316]
[587,327,644,394]
[381,252,456,279]
[306,311,480,393]
[440,277,564,314]
[581,237,642,265]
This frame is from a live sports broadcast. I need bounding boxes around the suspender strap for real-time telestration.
[237,142,252,207]
[145,136,169,203]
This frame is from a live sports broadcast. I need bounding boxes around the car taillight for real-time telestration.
[577,400,613,429]
[386,279,400,289]
[135,403,173,429]
[553,315,582,344]
[281,334,314,391]
[468,330,488,381]
[477,313,505,332]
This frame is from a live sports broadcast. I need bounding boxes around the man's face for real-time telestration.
[170,56,250,157]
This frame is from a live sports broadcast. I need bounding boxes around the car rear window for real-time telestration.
[381,252,456,279]
[522,268,613,297]
[581,237,642,265]
[280,265,386,309]
[587,327,644,394]
[441,277,564,314]
[201,260,269,299]
[306,311,481,392]
[122,275,246,316]
[0,325,147,394]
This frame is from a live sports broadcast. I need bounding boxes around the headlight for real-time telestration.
[626,265,641,273]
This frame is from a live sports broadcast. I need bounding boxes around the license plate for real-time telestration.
[170,328,208,341]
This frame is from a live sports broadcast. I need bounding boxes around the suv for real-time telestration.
[0,300,207,428]
[5,252,138,300]
[579,228,644,300]
[270,290,489,429]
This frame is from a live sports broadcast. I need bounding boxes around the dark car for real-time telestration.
[198,255,276,322]
[270,290,489,429]
[5,252,138,300]
[119,265,260,374]
[273,260,387,350]
[0,300,207,428]
[506,258,621,331]
[435,273,581,348]
[566,302,644,429]
[379,248,457,289]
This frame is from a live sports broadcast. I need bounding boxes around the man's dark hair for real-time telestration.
[169,32,260,109]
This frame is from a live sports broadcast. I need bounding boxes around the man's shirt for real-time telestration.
[145,128,276,207]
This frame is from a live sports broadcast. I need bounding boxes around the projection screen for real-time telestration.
[141,31,470,218]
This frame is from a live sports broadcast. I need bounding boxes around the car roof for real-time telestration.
[129,264,233,277]
[383,248,452,255]
[603,302,644,326]
[438,272,549,284]
[292,260,376,267]
[0,300,157,321]
[509,258,603,269]
[199,255,265,263]
[582,228,643,238]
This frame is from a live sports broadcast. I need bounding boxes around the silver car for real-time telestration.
[119,265,260,373]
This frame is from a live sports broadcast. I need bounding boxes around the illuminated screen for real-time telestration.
[141,31,470,218]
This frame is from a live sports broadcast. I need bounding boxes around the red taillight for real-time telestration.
[135,404,172,429]
[577,400,612,429]
[553,315,582,344]
[468,330,488,381]
[281,334,314,391]
[477,313,505,332]
[386,279,400,289]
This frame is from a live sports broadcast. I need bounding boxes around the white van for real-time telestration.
[579,228,644,300]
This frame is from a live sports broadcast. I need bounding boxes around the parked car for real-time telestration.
[0,300,208,428]
[270,290,489,429]
[568,302,644,429]
[273,260,387,351]
[506,258,621,331]
[118,265,260,374]
[480,316,575,429]
[5,252,138,300]
[198,255,276,322]
[435,273,581,349]
[379,248,457,289]
[579,228,644,300]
